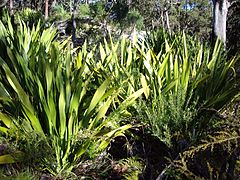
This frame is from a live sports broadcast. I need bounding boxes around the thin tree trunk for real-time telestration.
[45,0,49,20]
[9,0,15,28]
[9,0,13,16]
[18,0,22,9]
[70,0,72,15]
[161,11,164,29]
[212,0,230,46]
[72,0,77,47]
[165,10,171,35]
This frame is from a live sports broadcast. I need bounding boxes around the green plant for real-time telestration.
[84,34,147,114]
[0,169,39,180]
[50,4,70,21]
[119,157,144,180]
[168,115,240,179]
[137,92,197,147]
[0,18,142,175]
[133,29,240,148]
[146,29,239,109]
[78,3,90,18]
[84,29,239,149]
[89,1,106,18]
[16,8,44,28]
[117,9,144,31]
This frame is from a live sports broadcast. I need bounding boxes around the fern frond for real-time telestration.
[114,157,144,180]
[183,131,240,159]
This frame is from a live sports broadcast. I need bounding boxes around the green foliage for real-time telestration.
[0,18,135,175]
[134,29,240,148]
[110,0,129,21]
[0,169,39,180]
[137,91,197,147]
[89,1,106,18]
[118,9,144,31]
[84,34,146,109]
[114,0,212,39]
[50,4,70,21]
[129,0,157,28]
[79,3,90,18]
[0,125,52,167]
[0,10,239,178]
[80,28,239,151]
[179,0,212,40]
[119,157,144,180]
[16,8,44,28]
[170,115,240,179]
[146,29,240,110]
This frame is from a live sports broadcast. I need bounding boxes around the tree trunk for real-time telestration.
[45,0,49,20]
[72,0,77,47]
[212,0,230,45]
[18,0,22,9]
[9,0,13,15]
[9,0,15,28]
[165,10,171,35]
[161,10,164,29]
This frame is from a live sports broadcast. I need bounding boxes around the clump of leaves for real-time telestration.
[97,156,144,180]
[16,8,44,28]
[0,18,140,175]
[136,89,197,148]
[162,111,240,179]
[50,4,70,21]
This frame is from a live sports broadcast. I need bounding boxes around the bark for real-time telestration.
[9,0,15,28]
[18,0,22,9]
[45,0,49,20]
[9,0,13,16]
[165,9,171,35]
[159,2,169,31]
[212,0,230,45]
[160,10,164,28]
[72,0,77,46]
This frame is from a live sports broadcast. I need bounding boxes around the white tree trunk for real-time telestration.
[72,0,77,46]
[9,0,13,16]
[212,0,230,45]
[45,0,49,20]
[165,10,171,35]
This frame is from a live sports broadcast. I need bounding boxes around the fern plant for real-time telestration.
[111,157,144,180]
[161,111,240,179]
